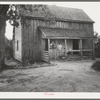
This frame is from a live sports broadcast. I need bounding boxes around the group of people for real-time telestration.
[50,41,62,51]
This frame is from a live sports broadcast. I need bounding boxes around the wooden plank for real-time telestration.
[42,52,49,55]
[42,55,49,57]
[42,53,49,55]
[41,50,50,62]
[42,52,49,54]
[82,49,92,51]
[42,57,49,59]
[68,50,81,52]
[30,19,33,59]
[42,56,49,58]
[42,53,48,55]
[33,19,37,61]
[42,55,49,58]
[42,51,49,53]
[48,39,50,55]
[42,54,49,57]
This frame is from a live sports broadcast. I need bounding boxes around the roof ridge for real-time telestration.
[47,4,83,10]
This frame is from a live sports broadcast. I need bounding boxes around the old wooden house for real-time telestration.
[13,5,95,63]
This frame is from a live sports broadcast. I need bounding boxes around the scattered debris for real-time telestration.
[5,59,56,69]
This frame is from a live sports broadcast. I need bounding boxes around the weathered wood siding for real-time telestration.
[35,19,94,36]
[21,18,94,62]
[14,19,22,61]
[82,39,93,49]
[22,19,42,62]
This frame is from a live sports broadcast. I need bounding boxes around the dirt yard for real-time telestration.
[0,60,100,92]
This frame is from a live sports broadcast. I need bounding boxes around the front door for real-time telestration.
[73,39,79,50]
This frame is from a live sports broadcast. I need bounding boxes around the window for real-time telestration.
[45,39,48,51]
[17,40,19,50]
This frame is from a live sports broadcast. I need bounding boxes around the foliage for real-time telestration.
[0,5,9,16]
[19,5,56,20]
[95,36,100,58]
[0,5,56,68]
[91,60,100,71]
[5,4,56,29]
[0,5,9,29]
[7,5,20,27]
[5,37,13,59]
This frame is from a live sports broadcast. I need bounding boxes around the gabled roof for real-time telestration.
[18,5,94,23]
[40,27,94,39]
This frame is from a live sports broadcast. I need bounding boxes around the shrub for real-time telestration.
[5,44,13,59]
[95,38,100,58]
[95,46,100,58]
[5,37,13,59]
[91,60,100,71]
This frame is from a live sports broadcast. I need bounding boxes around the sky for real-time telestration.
[5,2,100,40]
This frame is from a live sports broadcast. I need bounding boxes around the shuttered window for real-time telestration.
[17,40,19,51]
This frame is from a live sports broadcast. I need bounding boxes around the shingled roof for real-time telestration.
[40,27,94,38]
[19,5,94,23]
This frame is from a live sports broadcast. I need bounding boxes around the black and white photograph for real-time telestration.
[0,1,100,96]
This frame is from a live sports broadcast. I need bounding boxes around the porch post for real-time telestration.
[55,40,57,60]
[65,39,67,56]
[80,39,82,57]
[48,38,50,62]
[48,39,50,52]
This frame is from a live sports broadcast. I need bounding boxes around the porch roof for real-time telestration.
[40,27,95,39]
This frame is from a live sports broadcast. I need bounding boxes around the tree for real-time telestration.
[94,31,100,58]
[0,5,9,69]
[0,4,55,69]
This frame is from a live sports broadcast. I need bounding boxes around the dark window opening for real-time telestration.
[73,39,79,50]
[17,40,19,51]
[45,39,48,51]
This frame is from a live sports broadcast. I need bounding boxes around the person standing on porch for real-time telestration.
[57,43,62,58]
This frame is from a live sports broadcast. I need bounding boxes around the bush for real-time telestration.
[91,60,100,71]
[95,38,100,58]
[5,37,13,59]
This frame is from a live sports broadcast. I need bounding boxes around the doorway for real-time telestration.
[73,39,79,50]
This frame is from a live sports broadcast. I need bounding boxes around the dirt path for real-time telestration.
[0,60,100,92]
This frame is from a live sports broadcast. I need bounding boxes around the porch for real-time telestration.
[40,27,95,62]
[41,38,94,62]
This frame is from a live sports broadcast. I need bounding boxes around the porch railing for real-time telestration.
[68,49,92,52]
[67,49,93,57]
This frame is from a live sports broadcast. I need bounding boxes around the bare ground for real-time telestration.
[0,60,100,92]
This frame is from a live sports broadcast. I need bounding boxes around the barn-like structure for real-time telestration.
[13,5,95,63]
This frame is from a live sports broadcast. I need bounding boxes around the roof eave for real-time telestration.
[43,36,95,39]
[21,16,94,23]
